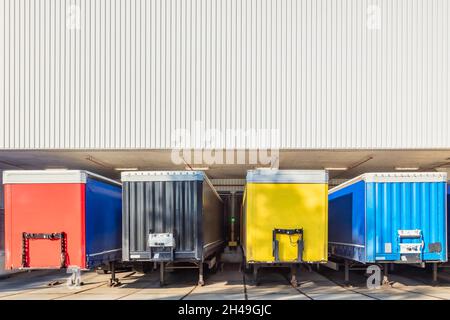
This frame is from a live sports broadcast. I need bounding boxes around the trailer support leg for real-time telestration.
[159,262,165,287]
[382,264,391,286]
[344,260,350,286]
[109,261,121,287]
[290,265,299,287]
[253,265,259,286]
[432,263,438,286]
[198,263,205,286]
[67,266,83,287]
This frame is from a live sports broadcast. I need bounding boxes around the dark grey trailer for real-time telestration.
[121,171,224,285]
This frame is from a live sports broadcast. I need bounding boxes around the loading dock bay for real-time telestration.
[2,265,450,300]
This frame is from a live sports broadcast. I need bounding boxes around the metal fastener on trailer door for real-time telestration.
[272,228,304,263]
[21,232,67,268]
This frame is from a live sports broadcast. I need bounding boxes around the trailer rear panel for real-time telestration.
[243,170,329,264]
[121,171,224,263]
[3,170,122,270]
[329,173,447,264]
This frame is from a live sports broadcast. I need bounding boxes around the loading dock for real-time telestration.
[0,150,449,298]
[2,264,450,300]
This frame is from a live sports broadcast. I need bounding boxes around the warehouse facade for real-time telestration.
[0,0,449,150]
[1,0,450,279]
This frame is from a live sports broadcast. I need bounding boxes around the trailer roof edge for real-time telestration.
[329,172,448,195]
[2,170,121,186]
[121,170,223,202]
[246,169,329,184]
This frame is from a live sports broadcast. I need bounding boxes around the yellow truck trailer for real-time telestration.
[242,169,328,286]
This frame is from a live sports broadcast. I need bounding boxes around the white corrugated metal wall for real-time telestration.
[0,0,449,149]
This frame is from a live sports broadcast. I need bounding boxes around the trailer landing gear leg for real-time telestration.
[432,263,438,286]
[67,267,83,287]
[159,262,165,287]
[382,264,392,287]
[109,262,121,287]
[344,260,350,286]
[253,265,259,286]
[198,263,205,286]
[290,265,299,287]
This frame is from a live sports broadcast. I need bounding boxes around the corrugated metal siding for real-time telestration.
[329,179,447,263]
[1,0,449,149]
[123,180,203,260]
[448,184,450,250]
[122,178,223,261]
[366,181,447,262]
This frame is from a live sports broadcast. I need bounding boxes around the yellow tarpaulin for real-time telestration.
[243,171,328,263]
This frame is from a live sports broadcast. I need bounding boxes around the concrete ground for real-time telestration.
[1,264,450,300]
